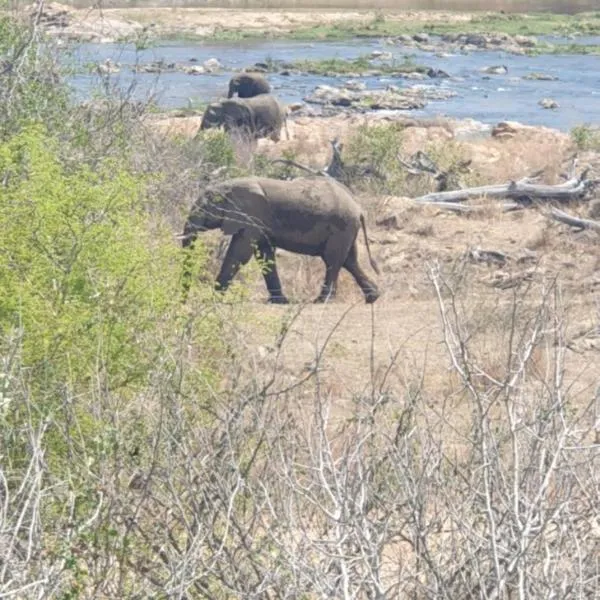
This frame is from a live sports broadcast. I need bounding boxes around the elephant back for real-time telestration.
[245,95,283,136]
[228,73,271,98]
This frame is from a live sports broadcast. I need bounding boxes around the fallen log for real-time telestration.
[547,207,600,233]
[415,200,525,213]
[412,170,595,204]
[418,201,473,213]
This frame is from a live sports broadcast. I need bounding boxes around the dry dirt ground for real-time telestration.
[49,6,474,39]
[26,3,480,41]
[153,112,600,416]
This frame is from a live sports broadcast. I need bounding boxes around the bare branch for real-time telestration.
[547,207,600,233]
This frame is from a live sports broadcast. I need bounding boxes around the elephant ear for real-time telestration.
[201,103,221,128]
[227,77,237,98]
[223,99,255,133]
[219,180,267,237]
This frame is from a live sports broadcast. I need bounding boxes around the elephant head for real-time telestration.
[179,182,266,299]
[200,99,256,137]
[227,73,271,99]
[181,185,263,247]
[200,95,285,142]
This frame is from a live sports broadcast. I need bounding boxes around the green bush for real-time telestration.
[344,122,406,192]
[194,127,238,172]
[571,123,600,151]
[0,125,207,392]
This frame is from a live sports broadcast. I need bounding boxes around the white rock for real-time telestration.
[370,50,393,60]
[183,65,206,75]
[344,79,366,91]
[203,58,222,72]
[539,98,559,109]
[481,65,508,75]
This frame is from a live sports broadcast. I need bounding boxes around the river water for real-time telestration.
[69,36,600,131]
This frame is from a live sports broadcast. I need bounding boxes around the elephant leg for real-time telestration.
[315,261,342,303]
[255,240,289,304]
[314,238,349,304]
[215,231,254,292]
[343,242,380,304]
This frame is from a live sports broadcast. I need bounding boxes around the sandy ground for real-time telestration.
[33,4,476,41]
[104,7,473,34]
[155,111,600,415]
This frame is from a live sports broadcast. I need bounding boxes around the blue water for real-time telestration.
[67,36,600,131]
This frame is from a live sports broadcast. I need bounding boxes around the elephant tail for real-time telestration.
[283,106,290,140]
[360,213,380,275]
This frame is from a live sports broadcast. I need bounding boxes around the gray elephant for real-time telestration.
[200,94,286,142]
[180,176,380,304]
[228,72,271,98]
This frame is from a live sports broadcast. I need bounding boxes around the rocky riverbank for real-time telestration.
[25,3,600,51]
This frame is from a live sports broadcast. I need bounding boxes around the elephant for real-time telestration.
[200,94,286,142]
[227,72,271,99]
[180,176,380,304]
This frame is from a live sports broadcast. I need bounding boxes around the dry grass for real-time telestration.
[4,10,599,596]
[99,111,599,598]
[203,112,594,307]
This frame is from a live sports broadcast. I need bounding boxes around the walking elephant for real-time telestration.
[200,94,286,142]
[227,72,271,98]
[180,176,380,304]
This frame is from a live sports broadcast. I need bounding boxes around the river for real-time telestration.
[69,36,600,131]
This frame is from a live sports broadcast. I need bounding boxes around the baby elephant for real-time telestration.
[200,94,285,142]
[181,176,380,304]
[228,72,271,98]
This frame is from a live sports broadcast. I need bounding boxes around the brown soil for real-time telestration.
[158,111,600,408]
[43,5,475,40]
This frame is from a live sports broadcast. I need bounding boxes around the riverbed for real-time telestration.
[68,35,600,130]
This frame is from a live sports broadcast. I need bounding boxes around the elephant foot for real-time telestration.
[364,287,380,304]
[314,293,335,304]
[214,283,230,294]
[268,294,289,305]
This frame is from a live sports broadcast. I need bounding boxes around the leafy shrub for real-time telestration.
[0,125,209,393]
[194,127,238,172]
[344,122,406,192]
[571,123,600,151]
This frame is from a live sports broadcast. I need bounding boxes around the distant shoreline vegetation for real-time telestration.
[123,11,600,47]
[59,0,600,14]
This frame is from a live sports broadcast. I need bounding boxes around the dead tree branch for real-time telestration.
[269,159,325,177]
[412,169,596,204]
[547,207,600,233]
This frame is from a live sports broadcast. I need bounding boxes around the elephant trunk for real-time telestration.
[180,220,199,249]
[180,219,201,301]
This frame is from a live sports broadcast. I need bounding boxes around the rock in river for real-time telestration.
[539,98,559,109]
[481,65,508,75]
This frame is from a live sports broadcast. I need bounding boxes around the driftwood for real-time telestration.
[547,207,600,233]
[412,169,595,204]
[414,200,525,213]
